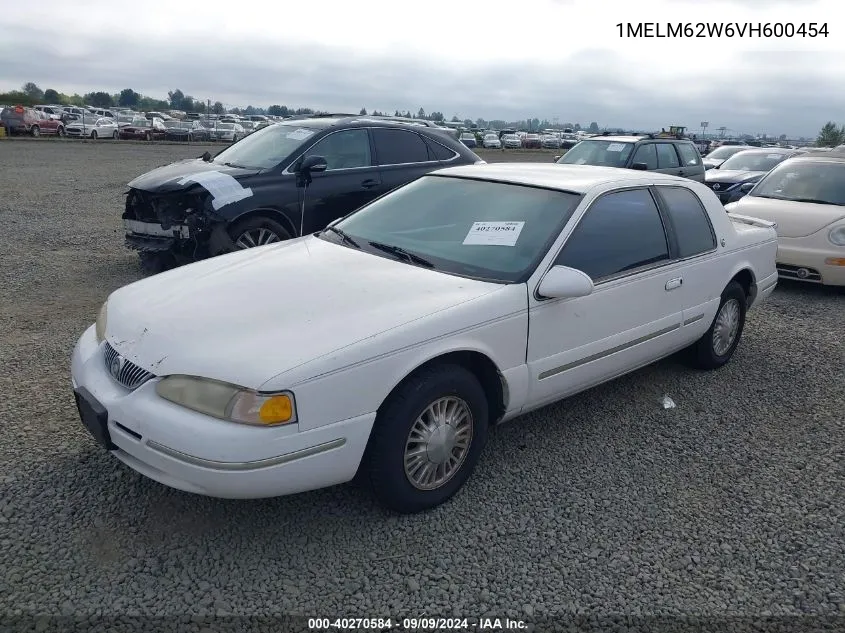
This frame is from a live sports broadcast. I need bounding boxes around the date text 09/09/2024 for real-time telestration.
[616,22,829,38]
[308,617,527,630]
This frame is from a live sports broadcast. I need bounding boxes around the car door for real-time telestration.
[655,142,685,178]
[526,187,688,409]
[675,142,706,182]
[371,127,442,196]
[630,142,658,172]
[651,185,722,338]
[295,127,383,233]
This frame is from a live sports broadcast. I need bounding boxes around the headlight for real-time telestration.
[95,301,108,343]
[155,375,297,426]
[829,226,845,246]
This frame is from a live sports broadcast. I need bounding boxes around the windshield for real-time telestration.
[330,175,582,283]
[130,119,150,127]
[73,115,98,125]
[211,123,316,170]
[557,140,634,167]
[751,161,845,205]
[707,146,748,160]
[720,151,789,172]
[217,123,234,129]
[163,121,181,128]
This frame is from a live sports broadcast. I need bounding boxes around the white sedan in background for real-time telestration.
[211,122,245,142]
[65,116,119,139]
[482,133,501,149]
[726,152,845,286]
[71,164,778,513]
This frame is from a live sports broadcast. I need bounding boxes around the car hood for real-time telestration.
[705,169,765,184]
[104,236,504,388]
[728,196,845,238]
[127,159,259,193]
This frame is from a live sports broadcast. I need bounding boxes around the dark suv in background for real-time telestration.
[554,134,706,182]
[122,115,484,272]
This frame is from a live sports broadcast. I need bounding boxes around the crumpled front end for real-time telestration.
[122,188,235,262]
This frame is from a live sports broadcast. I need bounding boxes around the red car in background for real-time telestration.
[0,106,66,136]
[522,133,542,149]
[119,117,166,141]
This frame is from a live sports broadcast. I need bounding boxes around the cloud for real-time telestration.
[0,0,842,138]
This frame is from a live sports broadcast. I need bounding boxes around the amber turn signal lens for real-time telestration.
[258,395,294,424]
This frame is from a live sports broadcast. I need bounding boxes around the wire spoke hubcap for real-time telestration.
[235,228,282,249]
[404,396,473,491]
[712,298,740,356]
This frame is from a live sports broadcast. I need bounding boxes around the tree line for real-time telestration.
[1,82,600,133]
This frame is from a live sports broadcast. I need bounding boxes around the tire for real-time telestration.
[232,135,239,142]
[138,252,175,275]
[30,126,40,137]
[91,130,98,140]
[145,132,152,141]
[112,131,118,139]
[187,133,193,142]
[364,364,489,514]
[228,215,291,250]
[57,126,65,137]
[687,281,747,370]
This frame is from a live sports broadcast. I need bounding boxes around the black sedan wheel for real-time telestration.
[228,216,291,250]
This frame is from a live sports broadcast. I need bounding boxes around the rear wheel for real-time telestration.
[228,216,291,250]
[30,126,40,137]
[687,281,747,369]
[91,130,98,140]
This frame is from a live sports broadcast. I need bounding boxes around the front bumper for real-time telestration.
[776,238,845,286]
[70,325,376,498]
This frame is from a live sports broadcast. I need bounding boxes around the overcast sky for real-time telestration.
[0,0,841,137]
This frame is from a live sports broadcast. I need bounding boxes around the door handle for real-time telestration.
[678,169,686,176]
[360,179,379,189]
[665,277,683,291]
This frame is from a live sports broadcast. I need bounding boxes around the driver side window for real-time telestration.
[307,129,372,171]
[632,143,658,170]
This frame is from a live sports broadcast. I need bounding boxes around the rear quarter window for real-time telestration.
[656,186,717,257]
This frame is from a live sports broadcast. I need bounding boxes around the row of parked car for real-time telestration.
[459,129,587,150]
[74,112,845,516]
[0,104,278,141]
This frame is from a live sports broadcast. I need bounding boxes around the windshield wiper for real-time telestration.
[785,197,840,205]
[367,241,435,268]
[221,161,248,169]
[321,225,360,248]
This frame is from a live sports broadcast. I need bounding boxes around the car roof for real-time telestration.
[733,147,796,155]
[579,135,690,143]
[433,163,689,193]
[781,152,845,164]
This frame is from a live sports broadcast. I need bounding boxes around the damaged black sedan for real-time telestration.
[122,115,483,272]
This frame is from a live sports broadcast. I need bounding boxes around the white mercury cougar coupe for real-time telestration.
[72,164,779,513]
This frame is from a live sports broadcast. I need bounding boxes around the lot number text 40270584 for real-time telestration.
[616,22,829,38]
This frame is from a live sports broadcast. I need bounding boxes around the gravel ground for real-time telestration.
[1,139,844,631]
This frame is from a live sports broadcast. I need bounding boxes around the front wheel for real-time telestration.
[91,130,98,140]
[687,281,747,370]
[364,364,489,514]
[145,132,152,141]
[30,126,40,137]
[57,126,66,137]
[112,131,118,139]
[228,215,291,250]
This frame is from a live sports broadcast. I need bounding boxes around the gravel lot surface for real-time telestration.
[1,139,844,631]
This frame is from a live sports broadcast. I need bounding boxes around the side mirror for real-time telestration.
[631,162,648,171]
[713,163,720,169]
[553,155,561,162]
[297,154,328,174]
[740,182,755,192]
[200,151,212,162]
[536,265,594,300]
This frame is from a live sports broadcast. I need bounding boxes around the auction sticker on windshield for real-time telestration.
[463,221,525,246]
[287,128,315,140]
[606,143,627,151]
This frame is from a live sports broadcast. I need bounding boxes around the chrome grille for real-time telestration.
[777,264,822,282]
[103,342,155,390]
